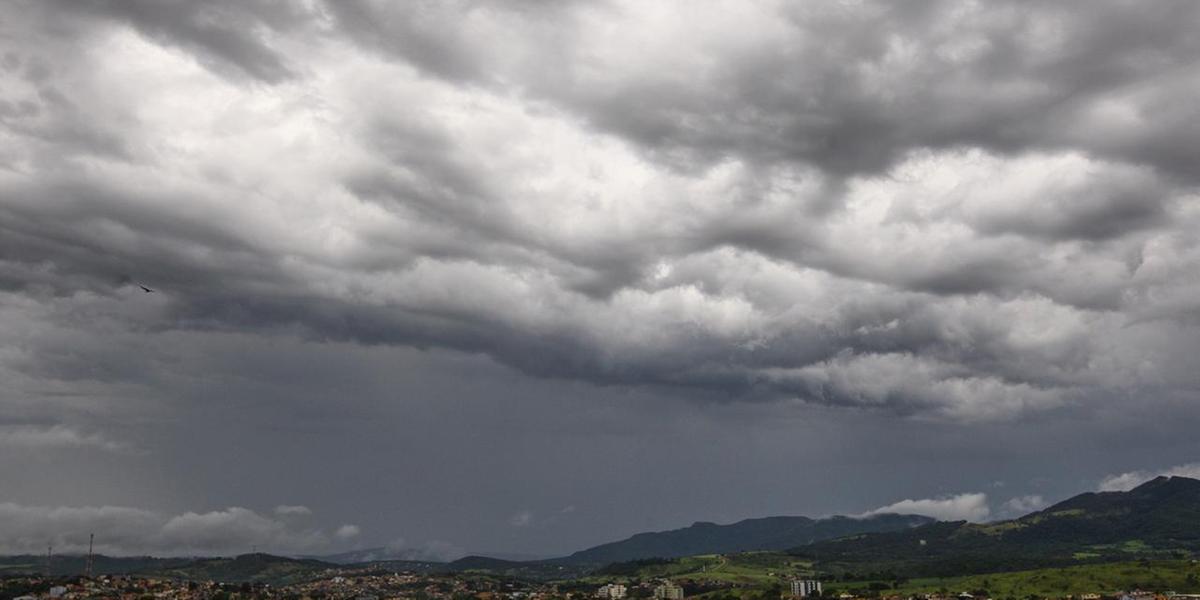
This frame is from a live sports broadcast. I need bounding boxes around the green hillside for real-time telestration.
[0,554,195,577]
[447,555,593,579]
[586,557,1200,600]
[560,514,934,565]
[0,553,336,585]
[848,560,1200,599]
[791,477,1200,577]
[584,552,811,585]
[142,553,336,585]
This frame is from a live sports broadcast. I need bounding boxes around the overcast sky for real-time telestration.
[2,0,1199,560]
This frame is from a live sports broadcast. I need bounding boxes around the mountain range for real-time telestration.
[556,513,935,565]
[6,477,1200,583]
[791,476,1200,577]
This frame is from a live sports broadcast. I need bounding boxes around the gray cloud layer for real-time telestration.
[1,0,1198,555]
[0,502,358,556]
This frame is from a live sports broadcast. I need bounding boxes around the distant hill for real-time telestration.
[557,513,935,565]
[0,554,194,577]
[140,553,336,585]
[448,555,527,570]
[446,555,593,579]
[792,476,1200,577]
[12,478,1200,584]
[309,547,445,571]
[0,553,336,585]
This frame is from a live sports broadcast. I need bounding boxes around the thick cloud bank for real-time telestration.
[1,0,1200,557]
[2,1,1198,422]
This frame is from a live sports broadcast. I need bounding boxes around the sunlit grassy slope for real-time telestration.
[588,555,1200,599]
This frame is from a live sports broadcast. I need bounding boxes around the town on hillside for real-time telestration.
[4,572,1193,600]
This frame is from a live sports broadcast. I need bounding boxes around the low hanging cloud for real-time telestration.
[334,524,361,540]
[0,502,359,556]
[861,492,991,523]
[0,425,129,453]
[509,510,534,528]
[1002,495,1047,515]
[1097,463,1200,492]
[273,505,313,517]
[382,538,466,562]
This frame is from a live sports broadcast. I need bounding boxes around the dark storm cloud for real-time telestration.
[2,0,1200,556]
[319,0,1200,302]
[328,1,1200,180]
[50,0,314,83]
[4,0,1199,422]
[321,2,490,83]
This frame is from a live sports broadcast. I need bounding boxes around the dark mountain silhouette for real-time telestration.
[0,553,333,585]
[791,476,1200,577]
[557,513,935,565]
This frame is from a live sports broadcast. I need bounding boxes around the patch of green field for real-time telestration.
[581,553,813,585]
[826,560,1200,599]
[975,522,1027,536]
[0,562,43,574]
[584,556,1200,600]
[1017,509,1086,526]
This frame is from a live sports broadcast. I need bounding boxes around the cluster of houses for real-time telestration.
[597,579,1200,600]
[597,583,628,599]
[848,591,1200,600]
[597,579,827,600]
[0,571,560,600]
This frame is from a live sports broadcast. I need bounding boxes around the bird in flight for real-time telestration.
[139,285,155,293]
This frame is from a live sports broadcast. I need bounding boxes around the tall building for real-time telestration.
[788,579,822,598]
[598,584,628,599]
[654,581,684,600]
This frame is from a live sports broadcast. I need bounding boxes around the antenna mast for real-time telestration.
[46,544,52,577]
[86,533,95,578]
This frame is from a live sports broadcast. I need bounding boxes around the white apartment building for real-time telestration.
[654,581,684,600]
[789,579,822,598]
[598,583,628,599]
